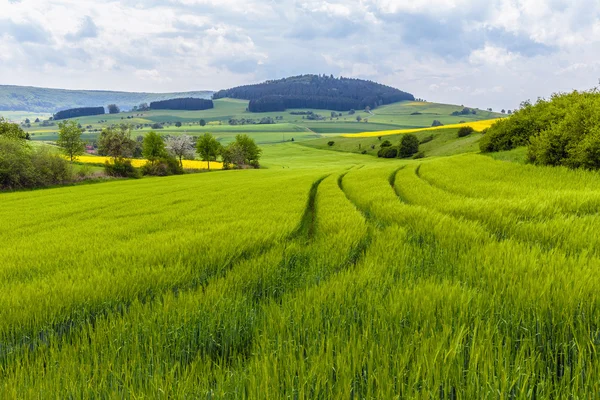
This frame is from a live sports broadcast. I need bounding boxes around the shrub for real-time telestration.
[141,156,183,176]
[380,140,392,148]
[361,150,367,154]
[0,137,36,189]
[432,120,444,127]
[0,138,73,189]
[420,134,434,144]
[327,141,335,147]
[31,147,72,186]
[412,151,425,159]
[398,134,420,158]
[104,159,140,178]
[377,147,398,158]
[457,126,475,137]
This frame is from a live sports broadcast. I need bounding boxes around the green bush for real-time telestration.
[0,137,36,189]
[361,150,367,154]
[31,147,72,186]
[104,159,140,178]
[380,140,392,148]
[141,156,184,176]
[432,120,443,127]
[457,126,475,137]
[412,151,425,159]
[480,91,593,154]
[398,134,420,158]
[327,141,335,147]
[0,138,73,189]
[377,147,398,158]
[419,134,434,144]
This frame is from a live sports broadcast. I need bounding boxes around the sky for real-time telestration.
[1,0,599,110]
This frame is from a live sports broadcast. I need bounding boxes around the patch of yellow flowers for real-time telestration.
[343,118,502,138]
[75,156,223,170]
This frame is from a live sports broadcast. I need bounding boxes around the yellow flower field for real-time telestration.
[342,118,502,138]
[75,155,224,170]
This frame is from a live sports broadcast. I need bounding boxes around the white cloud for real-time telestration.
[0,0,599,110]
[469,45,518,67]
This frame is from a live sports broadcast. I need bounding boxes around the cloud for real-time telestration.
[469,45,518,67]
[0,18,52,44]
[65,16,99,41]
[0,0,599,110]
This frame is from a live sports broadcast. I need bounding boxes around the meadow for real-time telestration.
[22,99,503,145]
[1,139,600,397]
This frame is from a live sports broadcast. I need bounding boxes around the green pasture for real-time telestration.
[1,141,600,397]
[14,98,503,145]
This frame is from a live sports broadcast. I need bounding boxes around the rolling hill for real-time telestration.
[213,74,415,112]
[0,85,213,113]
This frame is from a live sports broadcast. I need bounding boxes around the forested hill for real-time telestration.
[0,85,213,113]
[213,75,415,112]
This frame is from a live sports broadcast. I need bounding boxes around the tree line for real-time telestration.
[149,98,214,111]
[214,74,415,112]
[1,115,261,190]
[54,107,105,120]
[480,88,600,169]
[53,98,213,121]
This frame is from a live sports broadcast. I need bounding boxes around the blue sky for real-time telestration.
[1,0,599,110]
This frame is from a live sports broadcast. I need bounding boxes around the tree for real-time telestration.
[0,117,28,141]
[199,119,206,126]
[142,131,167,164]
[108,104,120,114]
[175,121,182,128]
[398,134,420,158]
[25,118,30,124]
[98,125,136,160]
[57,120,85,162]
[138,103,149,111]
[35,118,40,123]
[349,109,356,115]
[356,116,362,122]
[220,135,262,169]
[501,109,506,114]
[166,134,195,167]
[196,133,222,170]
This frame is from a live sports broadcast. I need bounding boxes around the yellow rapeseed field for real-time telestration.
[343,118,501,138]
[75,155,224,170]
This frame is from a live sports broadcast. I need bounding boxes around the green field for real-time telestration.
[15,98,503,146]
[1,137,600,397]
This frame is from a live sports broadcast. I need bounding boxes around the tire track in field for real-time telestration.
[0,176,329,369]
[399,164,600,254]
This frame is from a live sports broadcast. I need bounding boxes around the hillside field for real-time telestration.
[18,98,503,145]
[1,140,600,397]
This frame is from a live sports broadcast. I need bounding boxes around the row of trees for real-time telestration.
[215,74,414,113]
[54,107,105,120]
[149,98,214,111]
[480,89,600,169]
[53,97,211,122]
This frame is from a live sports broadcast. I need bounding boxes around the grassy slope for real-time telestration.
[300,127,483,158]
[0,85,213,113]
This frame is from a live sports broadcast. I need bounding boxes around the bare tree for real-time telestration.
[166,134,195,167]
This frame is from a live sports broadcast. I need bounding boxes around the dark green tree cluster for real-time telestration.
[54,107,105,120]
[451,107,477,116]
[150,98,214,111]
[195,133,261,170]
[213,74,414,113]
[480,89,600,169]
[377,134,420,159]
